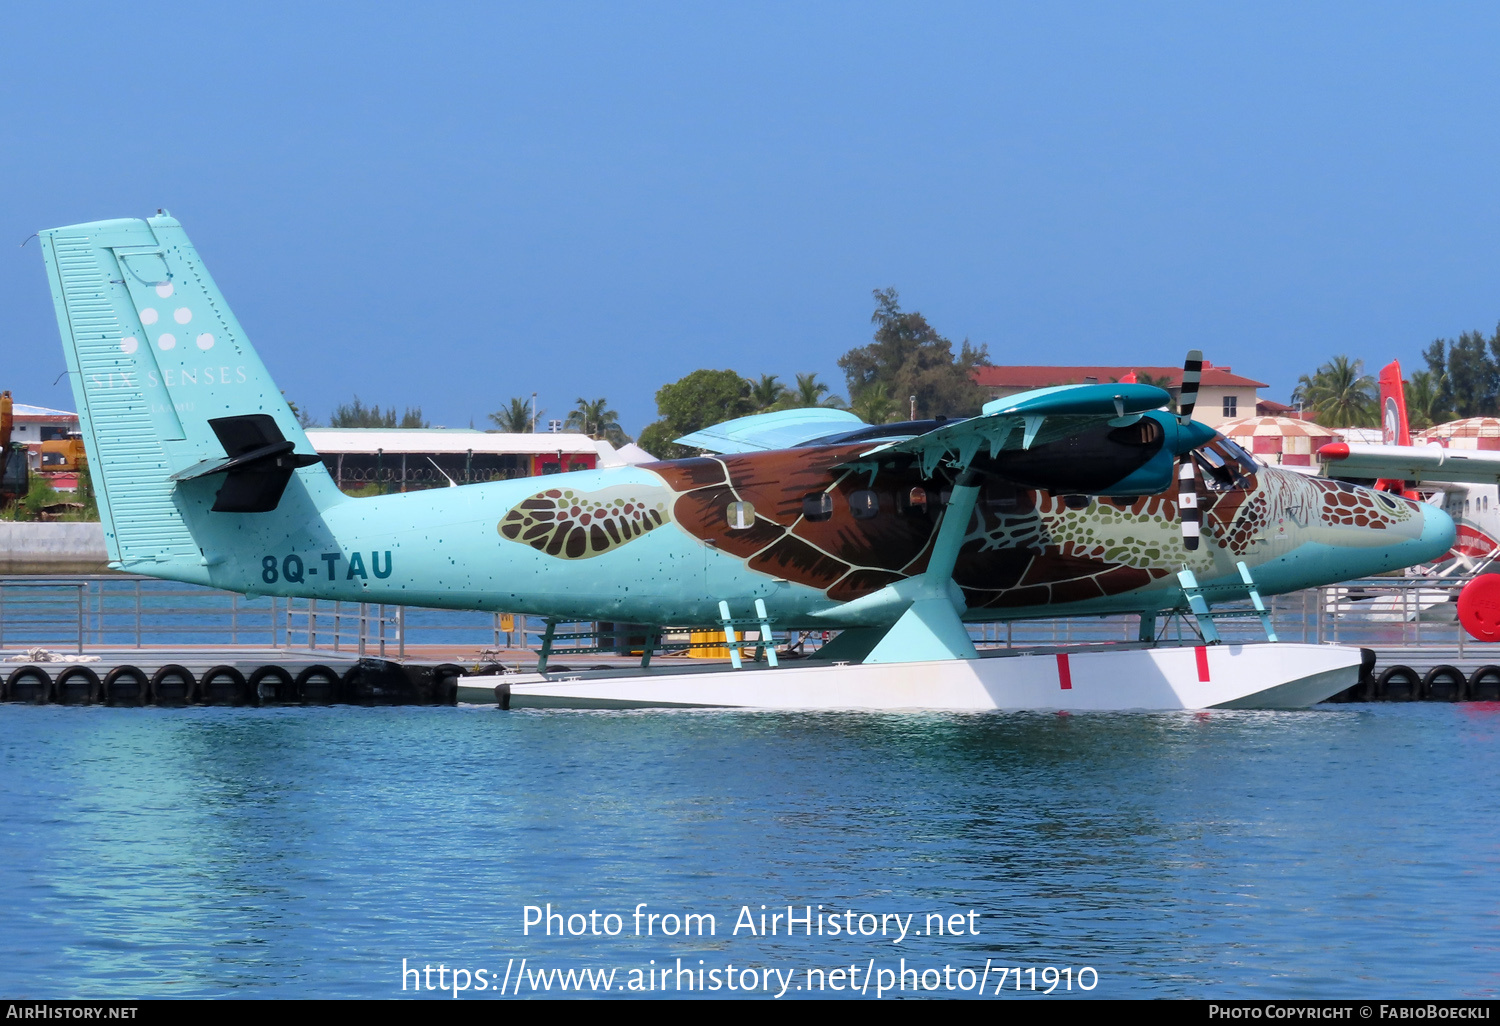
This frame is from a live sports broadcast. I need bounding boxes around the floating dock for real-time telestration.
[1,573,1496,707]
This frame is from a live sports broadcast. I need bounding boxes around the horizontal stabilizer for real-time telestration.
[172,415,322,512]
[675,408,865,453]
[1319,442,1500,485]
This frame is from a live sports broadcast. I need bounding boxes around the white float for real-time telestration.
[461,641,1361,712]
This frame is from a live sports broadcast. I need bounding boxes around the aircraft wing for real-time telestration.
[675,408,865,453]
[840,382,1176,477]
[1320,442,1500,485]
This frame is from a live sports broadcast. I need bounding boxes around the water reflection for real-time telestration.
[0,705,1496,997]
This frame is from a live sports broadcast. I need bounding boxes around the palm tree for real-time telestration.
[1405,370,1450,431]
[489,397,539,433]
[748,374,788,411]
[566,397,632,446]
[1132,372,1179,414]
[849,382,900,425]
[781,372,846,410]
[1293,356,1377,428]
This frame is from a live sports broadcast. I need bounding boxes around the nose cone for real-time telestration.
[1416,501,1457,564]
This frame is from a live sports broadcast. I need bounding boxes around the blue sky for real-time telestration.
[4,3,1499,436]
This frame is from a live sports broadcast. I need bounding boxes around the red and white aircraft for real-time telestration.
[1320,360,1500,567]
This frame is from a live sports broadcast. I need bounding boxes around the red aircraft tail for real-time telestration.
[1374,360,1415,496]
[1379,359,1411,447]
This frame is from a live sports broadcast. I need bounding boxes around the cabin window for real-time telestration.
[726,501,756,530]
[849,490,879,519]
[898,486,930,516]
[802,492,834,522]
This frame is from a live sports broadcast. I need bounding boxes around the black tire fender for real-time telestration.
[200,664,249,707]
[150,664,198,706]
[102,665,150,707]
[1468,665,1500,702]
[1421,664,1467,702]
[247,665,295,704]
[54,665,102,706]
[1375,664,1420,702]
[294,664,342,705]
[431,663,466,705]
[4,665,54,704]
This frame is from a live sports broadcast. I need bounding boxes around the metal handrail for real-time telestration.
[1,573,1494,658]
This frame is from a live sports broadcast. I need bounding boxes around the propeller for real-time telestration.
[1178,457,1201,551]
[1176,350,1205,551]
[1177,349,1203,425]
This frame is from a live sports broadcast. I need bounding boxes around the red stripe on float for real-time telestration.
[1056,652,1072,690]
[1195,646,1211,682]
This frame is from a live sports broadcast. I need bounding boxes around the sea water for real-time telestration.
[0,703,1496,999]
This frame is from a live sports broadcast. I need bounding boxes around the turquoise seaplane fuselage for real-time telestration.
[39,214,1455,646]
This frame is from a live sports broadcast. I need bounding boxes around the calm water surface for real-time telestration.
[1,703,1497,998]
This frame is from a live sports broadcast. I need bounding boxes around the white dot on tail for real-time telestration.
[156,282,173,298]
[120,336,138,355]
[140,308,159,325]
[157,333,176,350]
[174,307,192,324]
[196,333,214,350]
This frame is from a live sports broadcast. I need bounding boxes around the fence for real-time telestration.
[0,573,1489,659]
[0,575,545,657]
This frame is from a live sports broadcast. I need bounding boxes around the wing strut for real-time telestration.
[810,471,983,663]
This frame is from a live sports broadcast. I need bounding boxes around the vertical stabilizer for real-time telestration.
[39,213,341,578]
[1379,360,1411,447]
[1375,359,1415,498]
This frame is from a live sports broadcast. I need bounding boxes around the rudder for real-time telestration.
[1379,359,1411,447]
[39,212,340,579]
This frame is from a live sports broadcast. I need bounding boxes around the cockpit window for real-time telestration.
[1194,440,1255,491]
[1218,437,1259,468]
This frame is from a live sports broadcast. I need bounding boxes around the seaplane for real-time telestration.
[36,214,1455,710]
[1319,359,1500,638]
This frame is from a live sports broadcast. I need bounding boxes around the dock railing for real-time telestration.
[0,573,1491,660]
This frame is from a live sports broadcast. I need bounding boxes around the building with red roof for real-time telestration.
[972,362,1268,428]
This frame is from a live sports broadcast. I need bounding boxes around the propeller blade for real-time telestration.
[1178,458,1200,551]
[1178,349,1203,424]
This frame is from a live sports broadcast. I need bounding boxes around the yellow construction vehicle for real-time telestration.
[40,432,87,473]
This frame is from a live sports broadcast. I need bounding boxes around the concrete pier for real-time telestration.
[0,523,109,574]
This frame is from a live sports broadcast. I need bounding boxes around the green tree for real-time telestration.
[489,397,540,433]
[838,288,990,420]
[748,374,788,411]
[1292,356,1377,428]
[566,397,632,447]
[849,382,901,425]
[1404,369,1450,430]
[1132,371,1179,414]
[282,392,318,428]
[1423,325,1500,418]
[329,396,428,429]
[779,372,846,410]
[636,369,755,459]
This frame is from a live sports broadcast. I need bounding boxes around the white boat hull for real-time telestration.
[462,642,1361,712]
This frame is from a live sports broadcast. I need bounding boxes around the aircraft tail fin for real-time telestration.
[39,213,342,578]
[1379,360,1411,447]
[1374,359,1416,497]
